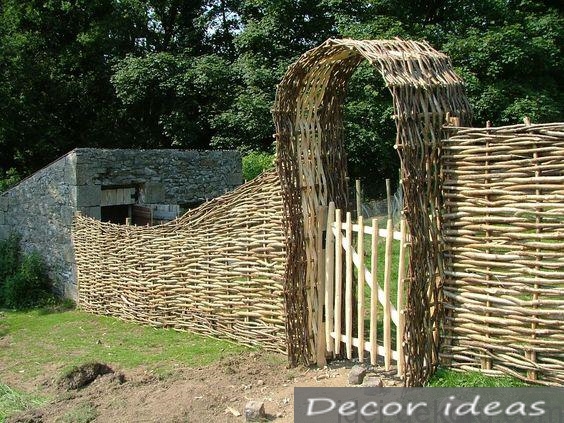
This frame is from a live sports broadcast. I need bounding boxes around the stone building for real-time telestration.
[0,148,242,298]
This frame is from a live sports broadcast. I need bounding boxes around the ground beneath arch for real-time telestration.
[6,352,403,422]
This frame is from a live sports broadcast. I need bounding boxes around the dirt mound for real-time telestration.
[5,409,43,423]
[57,362,115,390]
[7,353,402,422]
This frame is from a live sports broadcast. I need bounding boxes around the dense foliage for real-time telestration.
[0,235,54,309]
[1,0,562,196]
[242,151,275,181]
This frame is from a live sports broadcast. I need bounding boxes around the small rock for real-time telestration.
[256,379,264,386]
[363,376,384,387]
[348,365,367,385]
[245,401,266,422]
[225,406,241,417]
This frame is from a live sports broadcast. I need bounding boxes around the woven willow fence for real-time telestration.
[73,171,287,352]
[441,123,564,385]
[273,38,470,386]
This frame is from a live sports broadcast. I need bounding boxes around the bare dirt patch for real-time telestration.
[7,352,402,422]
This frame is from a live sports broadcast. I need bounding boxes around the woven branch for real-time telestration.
[441,123,564,385]
[72,171,287,352]
[273,38,471,385]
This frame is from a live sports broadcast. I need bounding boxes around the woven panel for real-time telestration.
[72,171,287,352]
[273,38,471,385]
[441,123,564,385]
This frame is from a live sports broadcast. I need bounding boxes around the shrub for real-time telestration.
[0,168,20,193]
[242,152,275,181]
[0,235,21,304]
[0,235,56,309]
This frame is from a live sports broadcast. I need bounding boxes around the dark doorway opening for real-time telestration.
[101,205,130,224]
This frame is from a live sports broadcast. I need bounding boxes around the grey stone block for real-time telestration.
[244,401,266,422]
[348,365,367,385]
[363,375,384,387]
[76,185,101,207]
[143,182,165,203]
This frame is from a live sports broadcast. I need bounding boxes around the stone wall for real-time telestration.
[0,152,77,297]
[0,148,242,299]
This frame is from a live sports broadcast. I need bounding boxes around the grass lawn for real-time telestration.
[428,367,528,387]
[0,308,249,381]
[0,307,250,421]
[0,383,46,422]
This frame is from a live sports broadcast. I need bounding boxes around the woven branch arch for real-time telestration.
[273,38,471,386]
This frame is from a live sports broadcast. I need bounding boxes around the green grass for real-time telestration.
[58,403,98,423]
[0,308,250,381]
[0,383,46,422]
[427,368,529,387]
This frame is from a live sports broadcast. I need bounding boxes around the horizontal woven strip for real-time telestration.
[73,170,287,352]
[441,123,564,385]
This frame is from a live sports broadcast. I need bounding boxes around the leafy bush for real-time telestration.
[0,235,20,280]
[0,237,54,310]
[0,235,21,304]
[2,253,53,310]
[0,168,21,193]
[242,152,275,181]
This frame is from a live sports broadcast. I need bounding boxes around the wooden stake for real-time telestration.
[396,216,407,377]
[334,208,343,355]
[383,179,393,370]
[345,211,353,359]
[355,178,362,219]
[357,215,365,362]
[325,202,336,354]
[370,218,379,366]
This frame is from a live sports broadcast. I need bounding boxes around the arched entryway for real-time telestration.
[272,38,471,386]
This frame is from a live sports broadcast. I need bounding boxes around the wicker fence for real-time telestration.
[72,171,287,352]
[440,123,564,385]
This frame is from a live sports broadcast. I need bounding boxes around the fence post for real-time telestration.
[345,211,353,359]
[316,205,328,367]
[357,215,365,362]
[370,218,379,366]
[397,216,407,377]
[383,179,393,370]
[355,178,362,219]
[334,208,343,355]
[325,202,336,355]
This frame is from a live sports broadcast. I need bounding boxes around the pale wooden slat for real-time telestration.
[325,202,336,353]
[345,211,353,359]
[383,180,393,371]
[357,215,365,362]
[331,332,400,362]
[333,208,343,355]
[396,216,407,377]
[370,218,379,366]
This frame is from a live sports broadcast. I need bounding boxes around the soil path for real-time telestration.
[7,352,402,422]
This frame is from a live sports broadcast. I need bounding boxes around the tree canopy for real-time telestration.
[1,0,562,196]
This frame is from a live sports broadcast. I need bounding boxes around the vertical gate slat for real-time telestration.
[383,180,393,371]
[345,211,353,359]
[396,216,407,377]
[333,208,343,355]
[357,216,365,361]
[370,218,379,366]
[325,202,336,353]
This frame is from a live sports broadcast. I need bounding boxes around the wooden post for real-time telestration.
[316,206,328,367]
[334,208,343,355]
[345,211,353,359]
[370,218,379,366]
[396,216,407,377]
[383,179,393,370]
[325,202,336,354]
[357,215,365,362]
[355,179,362,219]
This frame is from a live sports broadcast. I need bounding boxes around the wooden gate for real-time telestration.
[318,201,409,377]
